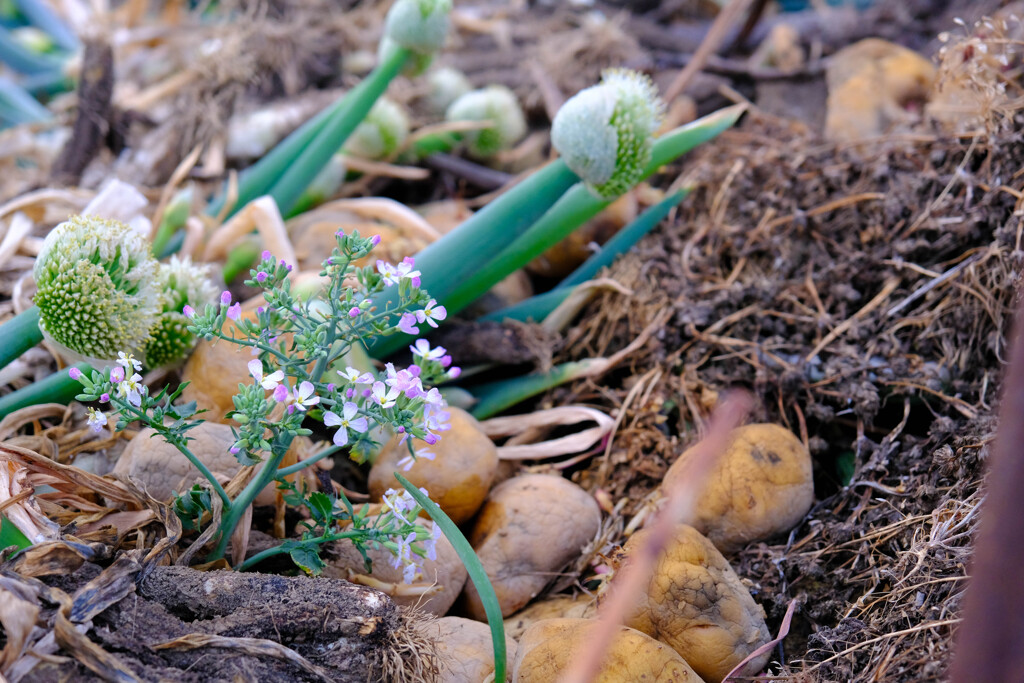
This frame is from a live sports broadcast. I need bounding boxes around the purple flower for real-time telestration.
[440,355,452,368]
[371,234,381,246]
[256,271,268,283]
[226,302,241,321]
[272,385,289,403]
[414,300,446,328]
[326,383,335,392]
[257,306,265,314]
[183,304,196,319]
[99,393,110,403]
[348,307,360,318]
[448,367,462,380]
[398,313,419,335]
[109,366,125,384]
[261,250,272,260]
[423,433,439,445]
[220,290,232,306]
[68,367,82,381]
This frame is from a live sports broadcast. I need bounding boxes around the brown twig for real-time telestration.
[664,0,756,103]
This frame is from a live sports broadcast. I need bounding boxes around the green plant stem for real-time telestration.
[0,75,51,126]
[469,359,600,420]
[367,160,580,358]
[210,440,288,561]
[267,45,410,216]
[277,444,341,477]
[0,361,87,418]
[395,473,506,683]
[236,530,361,572]
[0,306,41,368]
[483,188,689,323]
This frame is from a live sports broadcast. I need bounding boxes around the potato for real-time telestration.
[112,422,302,506]
[504,594,595,641]
[369,407,497,526]
[610,524,771,683]
[424,616,516,683]
[460,474,601,620]
[662,423,813,554]
[512,618,701,682]
[322,517,467,617]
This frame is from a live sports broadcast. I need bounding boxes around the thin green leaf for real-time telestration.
[395,473,506,683]
[469,360,601,420]
[0,514,32,551]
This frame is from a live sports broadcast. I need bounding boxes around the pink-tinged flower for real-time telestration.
[226,302,241,321]
[403,563,419,584]
[86,407,107,433]
[396,257,421,286]
[256,271,268,283]
[397,448,436,472]
[248,360,284,390]
[447,366,462,380]
[410,339,445,361]
[338,366,374,385]
[414,300,446,328]
[220,290,232,306]
[229,445,240,455]
[323,402,369,447]
[391,531,417,570]
[99,392,110,403]
[183,304,196,319]
[348,307,360,318]
[440,354,452,368]
[261,250,272,260]
[423,522,442,561]
[371,381,401,409]
[377,260,399,286]
[385,363,420,395]
[371,234,382,247]
[423,388,444,407]
[68,367,82,381]
[117,351,142,372]
[109,366,125,384]
[272,384,289,403]
[381,488,417,517]
[291,381,319,411]
[423,433,439,445]
[398,313,418,335]
[408,365,421,377]
[117,373,144,407]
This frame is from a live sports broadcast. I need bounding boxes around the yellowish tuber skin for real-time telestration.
[504,594,595,641]
[369,407,498,526]
[661,423,813,554]
[111,422,300,506]
[323,517,467,617]
[459,474,601,620]
[425,616,517,683]
[607,523,771,683]
[512,618,702,682]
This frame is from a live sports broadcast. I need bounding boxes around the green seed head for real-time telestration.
[343,97,410,160]
[383,0,452,55]
[551,69,665,199]
[33,215,160,362]
[145,256,218,369]
[446,85,527,159]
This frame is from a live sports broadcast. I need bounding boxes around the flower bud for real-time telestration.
[446,85,527,159]
[343,97,410,160]
[551,69,665,199]
[426,66,472,116]
[144,256,219,369]
[33,215,160,363]
[383,0,452,55]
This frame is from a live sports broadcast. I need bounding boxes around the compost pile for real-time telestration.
[0,0,1020,681]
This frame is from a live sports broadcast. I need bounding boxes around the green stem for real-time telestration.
[209,442,287,561]
[267,46,410,216]
[0,361,87,418]
[236,530,361,572]
[277,445,341,478]
[0,75,51,126]
[0,306,41,368]
[469,359,601,420]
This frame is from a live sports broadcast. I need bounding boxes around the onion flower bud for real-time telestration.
[144,256,219,369]
[383,0,452,55]
[33,215,160,364]
[445,85,527,159]
[343,97,410,160]
[551,69,665,199]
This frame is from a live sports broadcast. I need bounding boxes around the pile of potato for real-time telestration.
[116,347,815,681]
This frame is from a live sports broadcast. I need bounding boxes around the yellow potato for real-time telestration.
[112,422,302,506]
[460,474,601,619]
[610,524,771,683]
[425,616,516,682]
[504,594,595,641]
[512,618,701,682]
[662,423,813,553]
[369,407,497,526]
[323,517,467,617]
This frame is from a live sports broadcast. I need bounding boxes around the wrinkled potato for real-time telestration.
[369,407,497,525]
[425,616,516,682]
[112,422,301,506]
[513,618,701,682]
[323,517,467,617]
[610,524,771,683]
[504,594,595,641]
[460,474,601,619]
[662,423,813,554]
